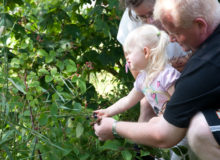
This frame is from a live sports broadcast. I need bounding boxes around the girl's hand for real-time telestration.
[93,109,109,119]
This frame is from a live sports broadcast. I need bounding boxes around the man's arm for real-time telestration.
[94,116,186,148]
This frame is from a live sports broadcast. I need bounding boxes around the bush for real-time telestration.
[0,0,172,159]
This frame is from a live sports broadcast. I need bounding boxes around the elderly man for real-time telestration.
[94,0,220,159]
[153,0,220,159]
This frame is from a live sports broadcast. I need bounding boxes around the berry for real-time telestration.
[86,116,90,120]
[93,112,97,119]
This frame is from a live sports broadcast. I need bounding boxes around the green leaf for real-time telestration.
[10,58,20,68]
[38,68,49,75]
[76,122,84,138]
[23,110,30,117]
[185,155,190,160]
[61,77,75,96]
[50,67,58,76]
[65,59,77,73]
[50,105,58,115]
[72,145,80,156]
[121,150,132,160]
[46,49,56,63]
[56,61,65,71]
[45,75,53,83]
[79,153,90,160]
[38,12,54,30]
[171,147,181,156]
[78,79,86,94]
[46,55,54,63]
[37,49,48,58]
[0,130,14,146]
[108,0,119,9]
[2,145,13,160]
[39,113,49,126]
[59,105,76,111]
[94,19,109,36]
[178,146,188,154]
[0,13,14,27]
[51,85,65,102]
[62,144,72,156]
[8,78,26,94]
[73,102,82,112]
[67,118,74,128]
[140,150,150,157]
[101,140,121,151]
[62,24,80,39]
[29,81,40,88]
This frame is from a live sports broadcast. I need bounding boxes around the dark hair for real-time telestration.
[121,0,144,8]
[120,0,144,21]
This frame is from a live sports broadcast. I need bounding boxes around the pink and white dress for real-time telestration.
[134,64,180,115]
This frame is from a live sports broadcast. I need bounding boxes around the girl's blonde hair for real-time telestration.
[124,24,169,87]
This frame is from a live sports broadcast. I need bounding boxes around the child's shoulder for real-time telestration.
[162,64,180,74]
[156,64,181,89]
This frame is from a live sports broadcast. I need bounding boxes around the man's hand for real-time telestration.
[94,117,115,141]
[170,54,191,72]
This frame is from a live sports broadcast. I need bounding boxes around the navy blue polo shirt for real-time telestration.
[164,24,220,128]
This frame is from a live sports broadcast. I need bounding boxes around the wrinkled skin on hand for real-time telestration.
[94,117,115,141]
[170,53,192,72]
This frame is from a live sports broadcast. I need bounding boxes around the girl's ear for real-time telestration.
[143,47,150,59]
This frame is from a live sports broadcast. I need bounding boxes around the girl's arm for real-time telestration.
[158,84,175,116]
[95,88,144,118]
[138,99,156,122]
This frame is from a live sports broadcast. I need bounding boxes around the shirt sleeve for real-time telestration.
[164,58,220,128]
[117,9,143,45]
[160,65,181,91]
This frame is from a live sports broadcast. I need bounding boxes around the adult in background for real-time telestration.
[94,0,220,160]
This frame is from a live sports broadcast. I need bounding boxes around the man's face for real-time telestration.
[161,14,202,52]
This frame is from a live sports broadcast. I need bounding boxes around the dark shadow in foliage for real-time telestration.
[82,82,99,110]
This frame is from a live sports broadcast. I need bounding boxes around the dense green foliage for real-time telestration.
[0,0,188,159]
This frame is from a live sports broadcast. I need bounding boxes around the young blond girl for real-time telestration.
[94,24,180,118]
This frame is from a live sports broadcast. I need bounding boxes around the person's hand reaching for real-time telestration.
[93,109,109,119]
[94,117,115,141]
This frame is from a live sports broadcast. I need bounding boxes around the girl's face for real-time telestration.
[125,47,148,71]
[134,1,163,29]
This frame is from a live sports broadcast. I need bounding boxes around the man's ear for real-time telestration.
[143,47,150,59]
[194,18,208,35]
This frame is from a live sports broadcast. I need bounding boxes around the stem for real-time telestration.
[25,71,43,159]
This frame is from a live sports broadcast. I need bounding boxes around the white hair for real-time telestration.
[154,0,220,29]
[124,24,169,87]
